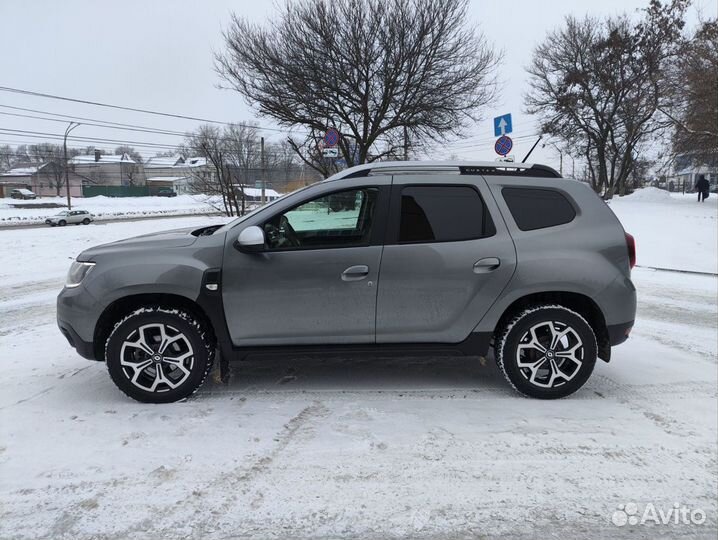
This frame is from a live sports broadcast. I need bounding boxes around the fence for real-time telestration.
[82,185,150,197]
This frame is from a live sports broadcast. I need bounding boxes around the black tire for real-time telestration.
[58,220,66,226]
[82,218,90,225]
[495,304,597,399]
[106,307,215,403]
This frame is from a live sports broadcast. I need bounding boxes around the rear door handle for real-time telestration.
[473,257,501,273]
[341,265,370,281]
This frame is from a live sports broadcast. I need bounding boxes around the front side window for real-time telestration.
[263,187,378,250]
[399,185,495,243]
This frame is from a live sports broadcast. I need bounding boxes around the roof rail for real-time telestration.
[331,161,561,180]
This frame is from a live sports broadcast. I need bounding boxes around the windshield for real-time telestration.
[56,211,69,216]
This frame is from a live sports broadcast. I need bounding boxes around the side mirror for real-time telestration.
[236,225,265,252]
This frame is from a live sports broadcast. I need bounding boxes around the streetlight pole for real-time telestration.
[542,140,564,176]
[64,122,80,210]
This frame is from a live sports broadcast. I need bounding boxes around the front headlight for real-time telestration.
[65,261,95,288]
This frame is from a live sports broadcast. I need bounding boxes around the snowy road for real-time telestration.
[1,197,717,539]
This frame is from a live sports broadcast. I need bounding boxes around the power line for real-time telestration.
[0,128,185,152]
[0,85,543,157]
[0,85,297,134]
[0,105,321,152]
[0,85,544,148]
[0,110,191,138]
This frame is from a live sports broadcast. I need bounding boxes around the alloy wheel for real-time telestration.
[119,323,194,392]
[515,320,584,388]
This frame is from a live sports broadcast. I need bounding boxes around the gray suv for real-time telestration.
[57,162,636,403]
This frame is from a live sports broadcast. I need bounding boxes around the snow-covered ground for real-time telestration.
[610,188,718,274]
[0,189,716,539]
[0,195,224,226]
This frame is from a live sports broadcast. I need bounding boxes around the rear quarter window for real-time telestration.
[502,187,576,231]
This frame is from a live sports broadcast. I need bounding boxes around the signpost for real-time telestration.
[493,113,513,157]
[494,135,513,156]
[493,113,512,137]
[324,128,339,147]
[322,128,340,158]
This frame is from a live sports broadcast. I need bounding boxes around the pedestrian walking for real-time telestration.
[695,174,710,202]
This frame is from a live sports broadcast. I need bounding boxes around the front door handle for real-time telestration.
[342,265,370,281]
[473,257,501,273]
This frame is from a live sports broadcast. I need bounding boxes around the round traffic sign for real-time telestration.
[324,128,340,147]
[494,135,513,156]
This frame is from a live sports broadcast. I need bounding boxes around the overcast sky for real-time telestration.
[0,0,715,171]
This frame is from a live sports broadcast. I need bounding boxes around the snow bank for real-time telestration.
[0,194,224,225]
[618,186,672,202]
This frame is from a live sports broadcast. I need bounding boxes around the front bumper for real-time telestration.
[57,319,97,360]
[57,285,102,361]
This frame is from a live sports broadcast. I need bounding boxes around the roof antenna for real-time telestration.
[521,135,543,163]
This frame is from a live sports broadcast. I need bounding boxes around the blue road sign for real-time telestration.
[324,128,340,147]
[493,114,513,136]
[494,135,513,156]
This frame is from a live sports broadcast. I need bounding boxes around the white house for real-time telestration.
[70,152,141,186]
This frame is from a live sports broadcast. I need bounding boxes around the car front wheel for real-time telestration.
[58,220,66,226]
[82,218,90,225]
[495,305,597,399]
[106,307,215,403]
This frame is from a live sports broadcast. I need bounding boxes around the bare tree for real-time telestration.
[223,123,262,214]
[114,145,143,164]
[216,0,500,177]
[526,0,689,198]
[662,18,718,166]
[185,125,242,216]
[27,143,81,196]
[0,144,14,171]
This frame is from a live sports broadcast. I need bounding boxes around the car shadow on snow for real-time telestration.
[198,353,511,397]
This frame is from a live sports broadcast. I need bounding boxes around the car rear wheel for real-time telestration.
[106,307,215,403]
[495,304,597,399]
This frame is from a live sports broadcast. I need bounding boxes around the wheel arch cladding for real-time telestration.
[93,293,216,361]
[492,291,610,362]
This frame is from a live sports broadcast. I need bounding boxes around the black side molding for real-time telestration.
[229,332,493,362]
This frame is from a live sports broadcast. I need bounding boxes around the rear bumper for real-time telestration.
[607,320,634,346]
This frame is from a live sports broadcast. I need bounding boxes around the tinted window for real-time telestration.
[263,188,378,250]
[399,186,495,243]
[502,188,576,231]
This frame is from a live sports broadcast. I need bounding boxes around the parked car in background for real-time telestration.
[156,188,177,197]
[45,210,94,227]
[9,188,37,200]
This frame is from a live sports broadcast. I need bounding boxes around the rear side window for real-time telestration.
[502,187,576,231]
[399,186,495,243]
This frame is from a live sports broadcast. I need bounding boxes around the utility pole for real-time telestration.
[64,122,80,210]
[403,126,409,161]
[260,136,266,204]
[541,140,563,175]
